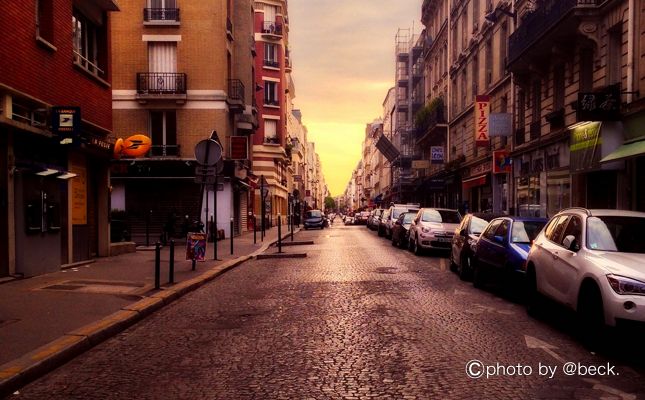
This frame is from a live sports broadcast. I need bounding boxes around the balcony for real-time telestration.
[143,8,180,25]
[263,59,279,68]
[226,79,245,112]
[136,73,187,102]
[416,103,447,145]
[261,21,283,38]
[508,0,601,70]
[149,145,180,157]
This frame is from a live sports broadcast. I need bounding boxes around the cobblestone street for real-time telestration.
[13,224,645,399]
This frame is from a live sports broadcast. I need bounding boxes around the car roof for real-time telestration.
[470,212,506,221]
[420,207,458,212]
[557,208,645,218]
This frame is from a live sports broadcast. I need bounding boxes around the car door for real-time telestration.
[537,215,571,302]
[452,215,470,265]
[489,219,510,270]
[476,219,502,268]
[409,210,421,242]
[550,215,583,306]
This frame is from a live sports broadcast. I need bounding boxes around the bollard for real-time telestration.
[146,210,152,247]
[230,217,234,255]
[253,215,257,244]
[291,213,294,242]
[192,257,196,271]
[212,215,219,261]
[169,240,175,284]
[278,214,282,253]
[154,242,161,290]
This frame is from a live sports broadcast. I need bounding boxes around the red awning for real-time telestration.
[462,174,488,191]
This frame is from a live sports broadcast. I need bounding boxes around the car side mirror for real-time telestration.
[494,235,505,245]
[562,235,578,252]
[460,229,468,237]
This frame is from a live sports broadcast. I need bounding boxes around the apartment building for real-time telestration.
[508,0,644,215]
[252,0,291,225]
[110,0,257,241]
[0,0,118,277]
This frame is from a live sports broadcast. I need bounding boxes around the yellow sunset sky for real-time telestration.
[288,1,421,196]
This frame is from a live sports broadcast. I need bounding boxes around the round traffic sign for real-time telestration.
[194,139,222,166]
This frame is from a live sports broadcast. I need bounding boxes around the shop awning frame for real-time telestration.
[600,139,645,163]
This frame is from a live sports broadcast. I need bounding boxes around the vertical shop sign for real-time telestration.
[475,96,490,146]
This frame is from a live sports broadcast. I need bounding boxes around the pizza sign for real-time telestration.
[475,95,490,147]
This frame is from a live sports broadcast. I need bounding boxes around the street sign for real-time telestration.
[195,166,216,175]
[194,139,222,166]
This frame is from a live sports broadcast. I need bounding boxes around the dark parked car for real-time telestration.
[377,209,390,237]
[472,216,547,289]
[368,209,384,230]
[391,212,415,249]
[450,213,505,280]
[304,209,326,230]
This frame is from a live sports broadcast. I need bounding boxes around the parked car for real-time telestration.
[384,203,420,238]
[303,209,325,230]
[368,209,384,230]
[344,216,355,225]
[377,209,391,237]
[471,216,547,289]
[525,208,645,338]
[391,212,416,249]
[354,211,371,225]
[450,213,505,280]
[408,208,461,255]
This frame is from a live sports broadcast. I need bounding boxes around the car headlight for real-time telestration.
[607,274,645,296]
[421,227,432,233]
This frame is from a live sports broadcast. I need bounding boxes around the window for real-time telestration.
[546,215,570,244]
[512,220,546,243]
[587,216,645,253]
[483,220,502,240]
[472,56,479,96]
[145,0,178,21]
[607,25,622,85]
[494,220,510,241]
[472,0,479,30]
[72,8,108,79]
[554,64,565,111]
[500,23,508,70]
[264,81,278,106]
[36,0,54,45]
[264,119,278,143]
[150,111,177,156]
[264,43,278,68]
[485,40,493,87]
[560,216,582,250]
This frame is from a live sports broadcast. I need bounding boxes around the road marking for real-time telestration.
[466,304,515,316]
[524,335,565,363]
[454,289,470,296]
[439,258,447,271]
[583,378,636,400]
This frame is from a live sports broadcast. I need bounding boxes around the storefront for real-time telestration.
[461,162,492,213]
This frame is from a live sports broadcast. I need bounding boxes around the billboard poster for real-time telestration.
[186,232,206,261]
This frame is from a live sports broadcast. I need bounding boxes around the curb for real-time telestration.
[0,228,300,397]
[272,240,314,247]
[256,253,308,260]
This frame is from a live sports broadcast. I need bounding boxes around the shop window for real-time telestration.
[516,174,546,217]
[546,170,570,217]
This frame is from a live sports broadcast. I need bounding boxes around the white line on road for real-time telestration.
[524,335,565,363]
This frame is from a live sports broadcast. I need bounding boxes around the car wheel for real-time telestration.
[525,265,542,317]
[413,236,423,256]
[399,236,407,249]
[577,282,606,349]
[472,258,484,289]
[459,254,470,281]
[391,235,397,247]
[449,254,457,272]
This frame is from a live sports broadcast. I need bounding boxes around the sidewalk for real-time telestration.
[0,225,299,396]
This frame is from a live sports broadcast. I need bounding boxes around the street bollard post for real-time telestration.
[169,239,175,284]
[230,217,234,255]
[154,242,161,290]
[146,210,152,247]
[291,213,294,241]
[278,213,282,253]
[253,215,257,244]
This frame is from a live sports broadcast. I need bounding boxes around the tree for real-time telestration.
[324,196,336,211]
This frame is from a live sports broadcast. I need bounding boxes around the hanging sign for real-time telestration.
[493,150,512,174]
[475,95,490,146]
[52,106,81,145]
[430,146,444,164]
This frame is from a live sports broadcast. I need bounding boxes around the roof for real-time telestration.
[557,208,645,218]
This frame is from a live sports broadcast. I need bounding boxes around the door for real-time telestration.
[489,219,510,270]
[538,215,570,301]
[550,215,583,306]
[476,219,502,268]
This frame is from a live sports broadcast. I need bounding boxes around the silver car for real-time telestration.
[409,208,462,255]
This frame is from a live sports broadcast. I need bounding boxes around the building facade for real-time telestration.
[1,0,118,277]
[110,0,257,242]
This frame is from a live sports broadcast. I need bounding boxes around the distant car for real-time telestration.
[368,209,384,230]
[384,204,420,239]
[525,208,645,338]
[354,211,371,225]
[344,216,355,225]
[391,212,416,249]
[408,208,461,255]
[472,216,547,289]
[451,213,506,280]
[303,209,325,230]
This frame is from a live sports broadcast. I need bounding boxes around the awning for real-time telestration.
[462,174,488,191]
[600,139,645,163]
[373,194,383,202]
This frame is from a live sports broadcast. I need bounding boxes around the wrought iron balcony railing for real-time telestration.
[264,98,279,107]
[262,21,283,36]
[508,0,599,65]
[137,73,187,95]
[227,79,245,104]
[263,59,279,68]
[143,8,180,22]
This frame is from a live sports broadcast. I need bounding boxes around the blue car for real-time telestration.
[472,216,547,289]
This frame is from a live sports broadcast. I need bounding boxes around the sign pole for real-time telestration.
[214,176,220,261]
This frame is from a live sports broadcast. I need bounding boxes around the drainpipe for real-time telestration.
[626,0,634,103]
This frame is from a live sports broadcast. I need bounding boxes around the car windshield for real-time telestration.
[306,210,322,218]
[421,209,461,223]
[470,216,489,234]
[402,213,415,224]
[391,209,406,219]
[511,221,546,243]
[586,216,645,253]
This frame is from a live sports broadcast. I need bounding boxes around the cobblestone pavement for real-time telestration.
[13,223,645,399]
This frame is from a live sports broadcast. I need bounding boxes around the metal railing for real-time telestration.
[264,98,279,106]
[263,59,279,68]
[227,79,245,104]
[508,0,599,64]
[149,144,180,157]
[137,73,187,94]
[262,21,283,35]
[143,8,180,22]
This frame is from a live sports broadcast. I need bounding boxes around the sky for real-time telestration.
[288,0,422,197]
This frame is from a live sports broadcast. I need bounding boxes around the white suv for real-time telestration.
[525,208,645,331]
